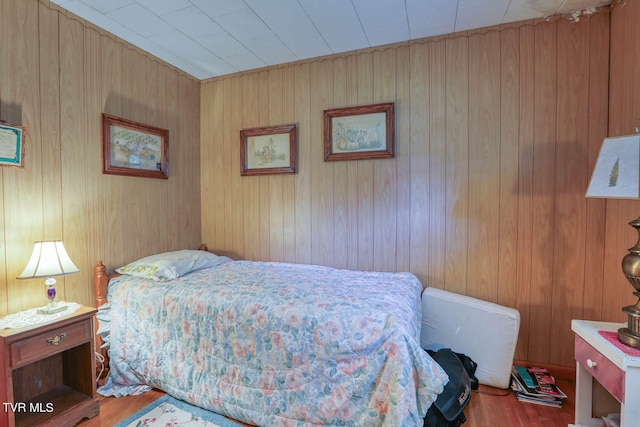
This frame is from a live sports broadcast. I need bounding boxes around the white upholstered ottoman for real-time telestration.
[420,287,520,389]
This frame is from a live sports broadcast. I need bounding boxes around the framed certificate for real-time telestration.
[0,123,24,167]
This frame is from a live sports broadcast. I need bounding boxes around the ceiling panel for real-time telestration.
[456,0,511,32]
[298,0,369,53]
[242,34,297,66]
[190,0,249,19]
[407,0,457,39]
[163,7,223,39]
[244,0,332,60]
[136,0,192,16]
[49,0,612,80]
[76,0,134,14]
[106,3,170,38]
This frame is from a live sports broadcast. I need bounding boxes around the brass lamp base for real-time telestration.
[621,218,640,349]
[619,327,640,348]
[618,293,640,348]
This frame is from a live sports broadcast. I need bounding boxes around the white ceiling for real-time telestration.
[50,0,611,80]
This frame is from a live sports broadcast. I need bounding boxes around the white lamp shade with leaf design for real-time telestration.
[586,134,640,348]
[586,134,640,199]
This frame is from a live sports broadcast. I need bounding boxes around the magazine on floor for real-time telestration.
[510,365,567,407]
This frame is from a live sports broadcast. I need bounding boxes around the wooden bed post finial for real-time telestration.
[94,261,108,309]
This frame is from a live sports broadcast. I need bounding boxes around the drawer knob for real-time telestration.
[47,333,67,346]
[587,359,597,368]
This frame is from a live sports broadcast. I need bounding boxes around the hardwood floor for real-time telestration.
[78,378,577,427]
[78,388,165,427]
[464,379,575,427]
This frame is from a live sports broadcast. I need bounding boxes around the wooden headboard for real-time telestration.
[93,261,120,310]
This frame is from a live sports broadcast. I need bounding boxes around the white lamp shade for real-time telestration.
[17,241,79,279]
[586,134,640,199]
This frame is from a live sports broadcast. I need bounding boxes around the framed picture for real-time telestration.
[240,124,297,176]
[0,123,24,167]
[102,113,169,179]
[323,102,395,161]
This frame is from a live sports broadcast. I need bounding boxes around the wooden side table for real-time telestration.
[570,319,640,427]
[0,305,100,427]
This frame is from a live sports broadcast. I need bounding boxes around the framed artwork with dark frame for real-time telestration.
[323,102,395,161]
[102,113,169,179]
[240,124,297,176]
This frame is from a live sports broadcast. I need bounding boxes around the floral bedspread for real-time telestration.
[98,259,447,426]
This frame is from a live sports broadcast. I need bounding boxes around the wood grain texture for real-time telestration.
[0,0,201,314]
[200,11,615,368]
[395,45,411,274]
[356,52,375,272]
[242,73,261,262]
[444,35,469,296]
[428,41,447,288]
[281,66,297,264]
[373,49,397,273]
[332,57,349,270]
[310,59,334,267]
[528,20,557,365]
[583,10,609,324]
[293,63,312,265]
[60,15,89,305]
[606,0,640,344]
[468,31,501,302]
[551,17,590,367]
[1,1,627,370]
[497,28,519,311]
[515,23,535,361]
[409,42,429,281]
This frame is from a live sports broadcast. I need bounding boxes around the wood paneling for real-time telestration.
[605,0,640,351]
[497,27,519,311]
[0,0,201,314]
[1,0,623,371]
[444,35,470,296]
[201,10,613,367]
[3,0,43,311]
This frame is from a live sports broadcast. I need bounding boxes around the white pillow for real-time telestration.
[116,249,223,282]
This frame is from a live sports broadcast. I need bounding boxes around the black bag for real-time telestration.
[423,348,477,427]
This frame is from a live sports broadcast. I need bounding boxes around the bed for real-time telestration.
[93,248,447,426]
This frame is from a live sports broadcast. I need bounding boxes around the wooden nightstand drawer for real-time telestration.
[575,334,625,402]
[10,318,92,368]
[0,306,99,427]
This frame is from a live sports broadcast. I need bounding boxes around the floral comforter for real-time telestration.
[97,259,447,426]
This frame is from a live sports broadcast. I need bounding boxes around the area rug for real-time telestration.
[114,394,243,427]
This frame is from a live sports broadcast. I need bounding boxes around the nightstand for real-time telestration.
[570,319,640,427]
[0,305,100,427]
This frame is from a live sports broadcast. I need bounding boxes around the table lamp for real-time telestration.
[17,241,79,314]
[586,133,640,348]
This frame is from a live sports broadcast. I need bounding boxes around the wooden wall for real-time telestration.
[201,10,614,367]
[0,0,202,315]
[603,0,640,346]
[0,0,624,369]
